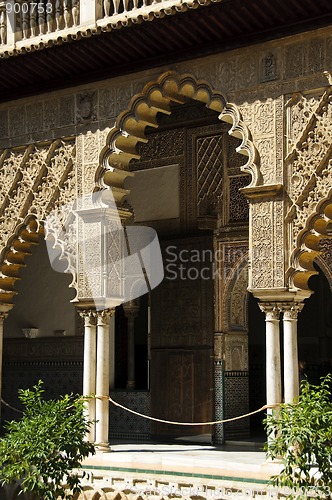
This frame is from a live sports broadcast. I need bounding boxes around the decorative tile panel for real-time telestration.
[213,361,224,445]
[109,391,151,440]
[224,371,249,439]
[2,360,83,425]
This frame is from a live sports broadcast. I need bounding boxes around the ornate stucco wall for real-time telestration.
[0,27,331,300]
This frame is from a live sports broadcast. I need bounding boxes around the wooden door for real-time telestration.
[151,348,213,437]
[150,236,214,439]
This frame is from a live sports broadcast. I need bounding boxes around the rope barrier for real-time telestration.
[99,395,281,426]
[0,395,281,426]
[0,398,23,414]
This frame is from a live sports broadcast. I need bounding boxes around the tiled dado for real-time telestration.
[1,337,84,426]
[1,360,83,425]
[109,390,151,440]
[224,371,250,440]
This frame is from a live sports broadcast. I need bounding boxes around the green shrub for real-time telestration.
[0,381,95,500]
[264,374,332,499]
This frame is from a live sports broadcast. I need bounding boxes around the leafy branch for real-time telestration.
[0,381,95,500]
[264,374,332,500]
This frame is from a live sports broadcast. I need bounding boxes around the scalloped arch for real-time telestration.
[0,138,77,306]
[98,71,261,205]
[0,216,77,306]
[0,217,43,306]
[291,192,332,291]
[315,254,332,292]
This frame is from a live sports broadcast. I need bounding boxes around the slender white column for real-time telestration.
[79,309,97,442]
[5,1,16,46]
[123,300,140,390]
[0,307,12,423]
[282,303,303,403]
[259,303,282,414]
[0,312,7,422]
[126,315,135,389]
[95,309,113,450]
[109,313,115,390]
[147,298,151,390]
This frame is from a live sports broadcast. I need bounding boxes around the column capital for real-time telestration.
[96,308,115,326]
[281,302,304,320]
[0,304,13,323]
[78,309,97,327]
[0,312,8,323]
[258,302,282,320]
[123,299,140,320]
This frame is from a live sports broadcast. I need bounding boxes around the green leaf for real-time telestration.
[0,381,95,499]
[264,374,332,499]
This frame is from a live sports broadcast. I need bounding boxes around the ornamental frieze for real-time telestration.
[286,85,332,253]
[0,140,77,305]
[0,140,76,255]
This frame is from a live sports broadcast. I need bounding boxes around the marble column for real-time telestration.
[109,313,115,390]
[123,300,140,390]
[0,311,7,422]
[79,309,97,442]
[95,308,114,450]
[282,303,303,403]
[0,306,12,423]
[147,299,151,390]
[259,303,282,414]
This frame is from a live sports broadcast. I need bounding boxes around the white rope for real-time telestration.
[2,395,280,425]
[96,395,280,426]
[0,398,23,414]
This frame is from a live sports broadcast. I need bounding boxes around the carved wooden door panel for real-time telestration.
[150,235,214,438]
[167,352,194,423]
[151,348,213,437]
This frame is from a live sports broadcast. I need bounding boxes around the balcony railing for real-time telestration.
[0,0,184,51]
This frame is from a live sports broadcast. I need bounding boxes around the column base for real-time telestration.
[262,457,283,476]
[95,442,111,452]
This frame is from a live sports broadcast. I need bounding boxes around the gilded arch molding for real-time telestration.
[98,71,261,207]
[286,85,332,291]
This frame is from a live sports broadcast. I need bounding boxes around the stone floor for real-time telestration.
[80,440,285,499]
[84,442,268,478]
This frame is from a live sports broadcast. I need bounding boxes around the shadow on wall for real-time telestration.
[5,234,77,339]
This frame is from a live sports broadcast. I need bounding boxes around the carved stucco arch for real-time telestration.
[0,139,77,306]
[315,252,332,292]
[291,195,332,290]
[0,217,41,305]
[98,71,261,207]
[0,215,78,308]
[287,85,332,292]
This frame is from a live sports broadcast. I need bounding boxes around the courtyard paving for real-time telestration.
[81,440,284,499]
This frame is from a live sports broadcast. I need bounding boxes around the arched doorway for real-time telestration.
[103,94,253,441]
[0,138,78,428]
[1,234,81,428]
